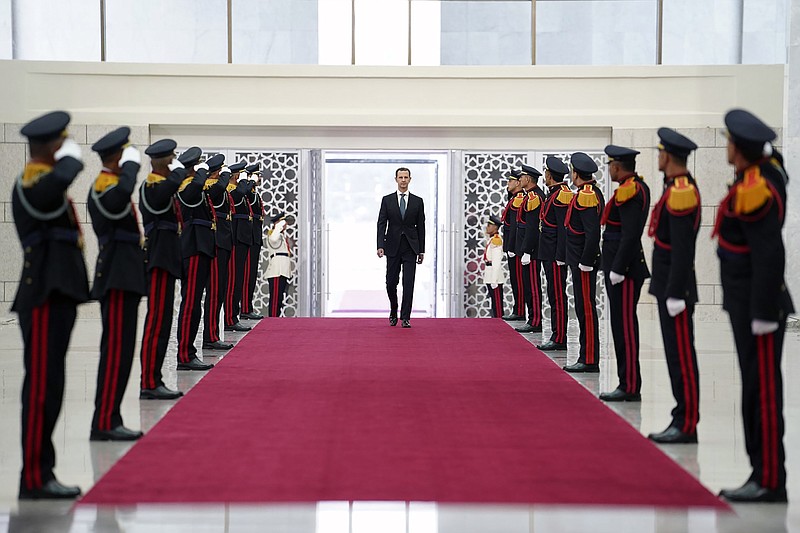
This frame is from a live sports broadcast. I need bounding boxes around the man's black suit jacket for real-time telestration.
[377,191,426,256]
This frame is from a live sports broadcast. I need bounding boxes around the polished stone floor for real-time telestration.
[0,308,798,533]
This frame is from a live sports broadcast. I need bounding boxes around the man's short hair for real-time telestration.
[395,167,411,177]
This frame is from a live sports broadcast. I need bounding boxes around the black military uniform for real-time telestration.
[501,169,526,320]
[87,127,146,441]
[175,147,215,371]
[716,109,793,503]
[514,164,546,334]
[563,152,604,373]
[202,154,246,346]
[536,156,574,351]
[240,163,266,320]
[224,162,253,327]
[138,139,186,400]
[599,145,651,402]
[14,111,88,500]
[647,128,701,443]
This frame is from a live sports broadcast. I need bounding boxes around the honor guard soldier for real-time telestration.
[514,164,545,334]
[265,213,293,316]
[239,163,266,321]
[224,162,254,328]
[501,169,526,321]
[202,154,243,348]
[536,156,573,351]
[563,152,604,373]
[647,128,701,443]
[715,109,792,503]
[138,139,186,400]
[482,215,506,318]
[175,147,215,371]
[598,145,651,402]
[14,111,89,499]
[87,127,146,441]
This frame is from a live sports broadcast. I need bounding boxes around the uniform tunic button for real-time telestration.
[25,278,32,285]
[24,261,30,268]
[25,247,32,254]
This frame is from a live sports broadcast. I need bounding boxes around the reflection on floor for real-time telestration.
[0,312,797,533]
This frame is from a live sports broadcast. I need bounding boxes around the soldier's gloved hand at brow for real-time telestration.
[220,166,231,177]
[274,219,286,233]
[609,271,625,285]
[120,145,141,166]
[578,263,593,272]
[194,162,209,172]
[168,158,184,172]
[751,319,779,336]
[666,298,686,317]
[520,253,531,265]
[55,139,83,162]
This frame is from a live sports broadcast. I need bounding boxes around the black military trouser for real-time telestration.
[543,261,568,344]
[570,266,599,365]
[606,275,644,394]
[242,244,262,315]
[140,267,176,390]
[657,299,700,435]
[520,258,542,327]
[204,247,231,342]
[485,284,504,318]
[268,276,289,317]
[506,254,525,316]
[177,254,212,362]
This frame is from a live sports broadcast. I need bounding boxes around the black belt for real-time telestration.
[144,220,179,235]
[271,252,289,257]
[98,230,141,246]
[215,212,231,220]
[233,214,251,220]
[20,227,80,249]
[187,219,213,228]
[603,231,622,241]
[541,226,557,234]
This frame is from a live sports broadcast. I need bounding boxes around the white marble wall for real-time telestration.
[742,0,790,64]
[233,0,318,65]
[11,0,100,61]
[783,0,800,308]
[662,0,742,64]
[0,0,11,60]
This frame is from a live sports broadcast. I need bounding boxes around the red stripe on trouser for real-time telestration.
[515,261,524,314]
[141,270,162,389]
[530,261,540,324]
[242,253,251,313]
[100,291,120,430]
[179,257,198,360]
[109,291,125,428]
[272,278,279,316]
[225,247,236,323]
[494,288,502,317]
[682,311,698,433]
[555,264,565,343]
[758,335,771,487]
[148,270,168,388]
[209,257,218,339]
[674,311,691,432]
[26,303,49,489]
[36,302,49,484]
[622,281,631,391]
[581,271,594,364]
[768,333,778,488]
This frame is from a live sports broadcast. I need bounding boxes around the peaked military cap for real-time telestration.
[507,168,521,179]
[246,163,261,174]
[228,161,247,173]
[91,126,130,158]
[657,128,697,157]
[488,215,502,227]
[570,152,598,175]
[178,147,202,167]
[724,108,776,146]
[520,164,542,178]
[145,138,177,159]
[545,156,569,176]
[270,212,286,223]
[604,145,640,163]
[20,111,70,142]
[205,153,225,173]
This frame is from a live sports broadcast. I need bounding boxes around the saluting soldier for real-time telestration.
[14,111,89,499]
[239,163,266,321]
[598,145,651,402]
[202,154,240,349]
[224,162,253,328]
[514,164,545,334]
[647,128,701,443]
[562,152,604,373]
[715,109,792,503]
[87,127,146,441]
[265,213,293,317]
[501,169,526,321]
[138,139,186,400]
[536,156,574,351]
[482,215,506,318]
[175,147,215,371]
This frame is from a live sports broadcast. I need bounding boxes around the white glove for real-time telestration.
[120,145,141,165]
[666,298,686,317]
[520,253,531,265]
[274,219,286,232]
[168,158,184,171]
[556,260,566,266]
[239,172,248,180]
[508,251,516,258]
[54,139,82,162]
[609,271,625,285]
[194,162,209,172]
[490,283,498,289]
[751,319,779,336]
[221,166,230,175]
[578,263,593,272]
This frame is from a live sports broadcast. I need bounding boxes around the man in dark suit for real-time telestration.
[377,167,426,328]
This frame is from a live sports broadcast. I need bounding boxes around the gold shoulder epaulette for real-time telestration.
[512,192,525,209]
[203,178,219,191]
[614,177,638,204]
[146,173,166,187]
[556,186,575,205]
[576,185,599,208]
[93,172,120,193]
[666,177,698,212]
[734,167,772,215]
[21,162,53,188]
[490,235,503,246]
[178,176,193,192]
[226,183,237,192]
[525,192,541,211]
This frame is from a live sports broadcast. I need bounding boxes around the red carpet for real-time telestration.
[81,318,725,508]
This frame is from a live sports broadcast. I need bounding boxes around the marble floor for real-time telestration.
[0,309,798,533]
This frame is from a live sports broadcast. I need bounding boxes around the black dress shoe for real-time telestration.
[389,317,398,326]
[224,322,252,332]
[563,362,600,373]
[177,357,214,371]
[241,312,265,320]
[537,340,567,351]
[719,480,787,503]
[503,314,525,321]
[140,385,184,400]
[599,388,641,402]
[90,425,144,442]
[203,340,234,350]
[402,320,411,328]
[19,478,82,500]
[515,324,542,333]
[648,426,697,444]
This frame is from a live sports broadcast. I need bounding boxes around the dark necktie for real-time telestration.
[400,193,406,218]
